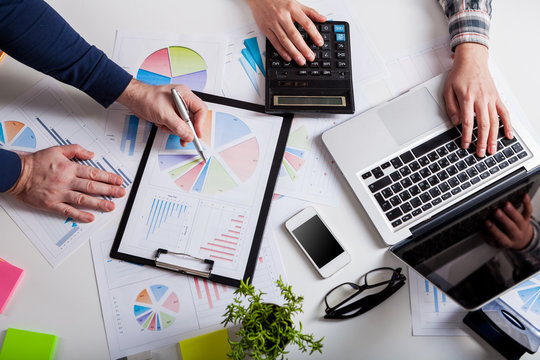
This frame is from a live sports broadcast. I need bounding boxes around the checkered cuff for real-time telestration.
[448,9,491,51]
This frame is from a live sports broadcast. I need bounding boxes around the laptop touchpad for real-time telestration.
[379,87,447,146]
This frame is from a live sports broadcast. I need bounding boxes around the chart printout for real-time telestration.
[91,225,286,359]
[0,79,132,267]
[87,31,228,174]
[115,102,284,281]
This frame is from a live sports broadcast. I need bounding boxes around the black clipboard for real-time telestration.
[110,92,292,287]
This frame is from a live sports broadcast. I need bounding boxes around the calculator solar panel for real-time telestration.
[265,21,354,114]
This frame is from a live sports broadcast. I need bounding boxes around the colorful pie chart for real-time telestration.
[0,120,37,150]
[136,46,207,91]
[158,111,259,194]
[133,284,180,332]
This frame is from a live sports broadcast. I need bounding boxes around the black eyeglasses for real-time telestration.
[323,267,406,319]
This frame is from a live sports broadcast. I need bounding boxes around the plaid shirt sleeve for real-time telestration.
[438,0,492,51]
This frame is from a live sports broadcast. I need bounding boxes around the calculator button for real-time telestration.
[336,42,346,50]
[337,52,346,58]
[322,70,332,76]
[322,33,330,41]
[334,24,346,33]
[310,61,320,68]
[322,51,331,59]
[271,51,280,58]
[337,61,347,68]
[320,24,331,32]
[336,33,346,41]
[310,43,319,50]
[310,70,320,76]
[283,62,292,68]
[298,70,307,75]
[322,42,330,50]
[322,61,331,68]
[271,61,281,68]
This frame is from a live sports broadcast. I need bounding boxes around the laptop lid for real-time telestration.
[391,166,540,310]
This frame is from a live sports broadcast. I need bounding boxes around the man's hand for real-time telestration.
[8,145,126,223]
[484,194,534,250]
[246,0,326,65]
[443,43,512,157]
[117,79,208,146]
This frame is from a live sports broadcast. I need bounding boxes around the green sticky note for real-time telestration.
[0,328,57,360]
[179,328,231,360]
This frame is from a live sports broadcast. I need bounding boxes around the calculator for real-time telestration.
[265,21,354,114]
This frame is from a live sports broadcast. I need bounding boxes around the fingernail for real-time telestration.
[451,115,459,125]
[106,202,115,211]
[295,55,305,65]
[462,142,470,149]
[508,130,513,139]
[489,144,497,154]
[477,149,485,157]
[308,51,315,61]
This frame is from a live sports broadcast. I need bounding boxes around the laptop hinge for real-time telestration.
[409,166,530,238]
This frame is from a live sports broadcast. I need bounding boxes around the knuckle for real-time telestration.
[75,193,86,206]
[85,181,96,194]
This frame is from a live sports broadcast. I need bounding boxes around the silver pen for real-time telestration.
[171,88,207,162]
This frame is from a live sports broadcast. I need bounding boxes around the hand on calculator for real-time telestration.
[246,0,326,65]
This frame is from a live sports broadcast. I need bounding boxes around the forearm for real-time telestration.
[0,149,21,192]
[0,0,132,107]
[438,0,492,51]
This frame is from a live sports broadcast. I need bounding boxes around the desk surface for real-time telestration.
[1,0,540,359]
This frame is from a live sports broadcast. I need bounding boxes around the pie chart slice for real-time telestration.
[136,46,207,91]
[159,111,259,194]
[281,125,310,181]
[0,121,37,150]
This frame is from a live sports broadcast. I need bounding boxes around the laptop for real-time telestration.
[323,72,540,309]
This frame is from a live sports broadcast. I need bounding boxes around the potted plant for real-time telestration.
[222,278,323,360]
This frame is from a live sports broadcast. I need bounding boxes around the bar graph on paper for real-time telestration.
[408,269,470,336]
[121,115,152,157]
[144,196,192,244]
[0,79,133,267]
[198,209,246,264]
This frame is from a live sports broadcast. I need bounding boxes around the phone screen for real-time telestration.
[292,215,344,268]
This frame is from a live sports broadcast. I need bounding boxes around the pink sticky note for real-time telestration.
[0,261,24,313]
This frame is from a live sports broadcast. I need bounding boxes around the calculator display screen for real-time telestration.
[274,96,346,107]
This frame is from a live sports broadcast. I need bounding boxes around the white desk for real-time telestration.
[1,0,540,359]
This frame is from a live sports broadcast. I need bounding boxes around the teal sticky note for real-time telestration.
[0,328,57,360]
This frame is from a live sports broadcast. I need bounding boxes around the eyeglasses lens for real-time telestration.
[364,268,397,287]
[326,283,358,309]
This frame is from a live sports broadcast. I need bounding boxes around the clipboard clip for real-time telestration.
[154,248,215,278]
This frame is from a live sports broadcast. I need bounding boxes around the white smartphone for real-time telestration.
[285,206,351,278]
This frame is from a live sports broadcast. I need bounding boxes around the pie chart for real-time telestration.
[136,46,207,91]
[280,124,309,181]
[158,111,259,194]
[133,284,180,332]
[0,120,37,150]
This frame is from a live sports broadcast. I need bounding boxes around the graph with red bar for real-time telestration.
[158,111,259,194]
[136,46,207,91]
[200,212,246,263]
[133,284,180,332]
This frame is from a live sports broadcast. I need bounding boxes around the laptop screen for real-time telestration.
[391,166,540,310]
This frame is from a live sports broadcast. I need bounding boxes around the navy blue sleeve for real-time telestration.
[0,0,132,107]
[0,149,21,192]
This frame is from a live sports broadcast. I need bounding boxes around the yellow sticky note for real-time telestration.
[179,328,231,360]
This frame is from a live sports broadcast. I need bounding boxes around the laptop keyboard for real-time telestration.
[361,125,530,229]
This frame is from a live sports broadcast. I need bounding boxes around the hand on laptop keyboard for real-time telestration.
[484,194,534,250]
[443,43,513,158]
[246,0,326,65]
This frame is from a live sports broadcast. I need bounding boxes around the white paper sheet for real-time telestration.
[408,269,471,336]
[90,222,287,359]
[0,78,132,267]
